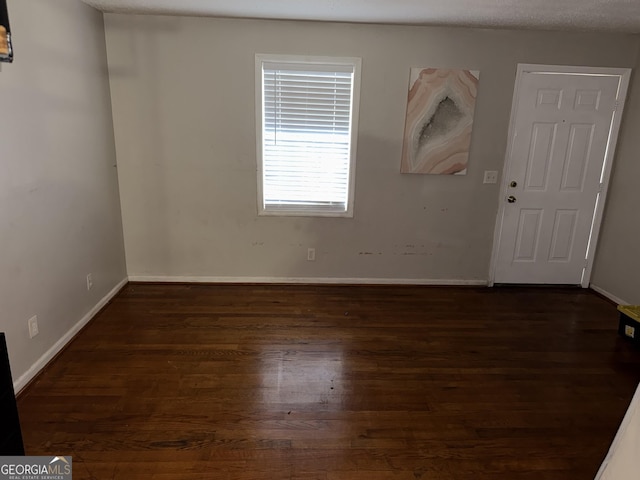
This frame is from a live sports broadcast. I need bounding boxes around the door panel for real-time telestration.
[560,124,593,191]
[514,209,543,262]
[574,90,601,111]
[537,89,563,108]
[494,71,621,285]
[525,122,556,190]
[548,209,578,262]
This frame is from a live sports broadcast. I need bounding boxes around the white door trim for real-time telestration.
[488,64,631,287]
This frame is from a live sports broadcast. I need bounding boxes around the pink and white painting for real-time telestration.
[401,68,479,175]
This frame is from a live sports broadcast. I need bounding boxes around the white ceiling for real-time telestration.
[82,0,640,33]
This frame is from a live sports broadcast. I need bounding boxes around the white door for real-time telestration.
[493,65,629,286]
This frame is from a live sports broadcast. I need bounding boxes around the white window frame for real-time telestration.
[255,54,362,217]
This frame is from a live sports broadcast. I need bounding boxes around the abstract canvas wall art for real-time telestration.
[0,0,13,63]
[401,68,479,174]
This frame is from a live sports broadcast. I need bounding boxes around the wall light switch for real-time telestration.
[28,315,39,339]
[483,171,499,184]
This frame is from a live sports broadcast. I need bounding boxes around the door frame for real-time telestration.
[488,64,631,288]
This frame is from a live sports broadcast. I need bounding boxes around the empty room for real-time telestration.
[1,0,640,478]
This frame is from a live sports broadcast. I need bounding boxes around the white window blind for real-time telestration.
[257,56,360,216]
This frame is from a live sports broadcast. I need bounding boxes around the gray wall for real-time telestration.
[592,48,640,304]
[0,0,127,386]
[104,14,639,283]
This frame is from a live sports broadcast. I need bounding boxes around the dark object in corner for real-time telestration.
[618,305,640,347]
[0,333,24,455]
[0,0,13,63]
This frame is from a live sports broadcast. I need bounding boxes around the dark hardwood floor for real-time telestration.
[17,284,640,479]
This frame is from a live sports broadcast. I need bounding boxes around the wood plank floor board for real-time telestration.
[17,284,640,479]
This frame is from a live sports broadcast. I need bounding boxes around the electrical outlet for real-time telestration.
[307,248,316,261]
[625,325,635,339]
[86,273,93,291]
[28,316,39,339]
[483,170,499,184]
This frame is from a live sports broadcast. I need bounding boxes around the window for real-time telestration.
[256,55,361,217]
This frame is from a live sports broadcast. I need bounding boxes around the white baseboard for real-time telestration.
[127,275,488,286]
[594,382,640,480]
[13,277,129,394]
[590,284,629,305]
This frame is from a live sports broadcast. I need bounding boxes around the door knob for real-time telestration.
[507,195,517,203]
[510,181,518,188]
